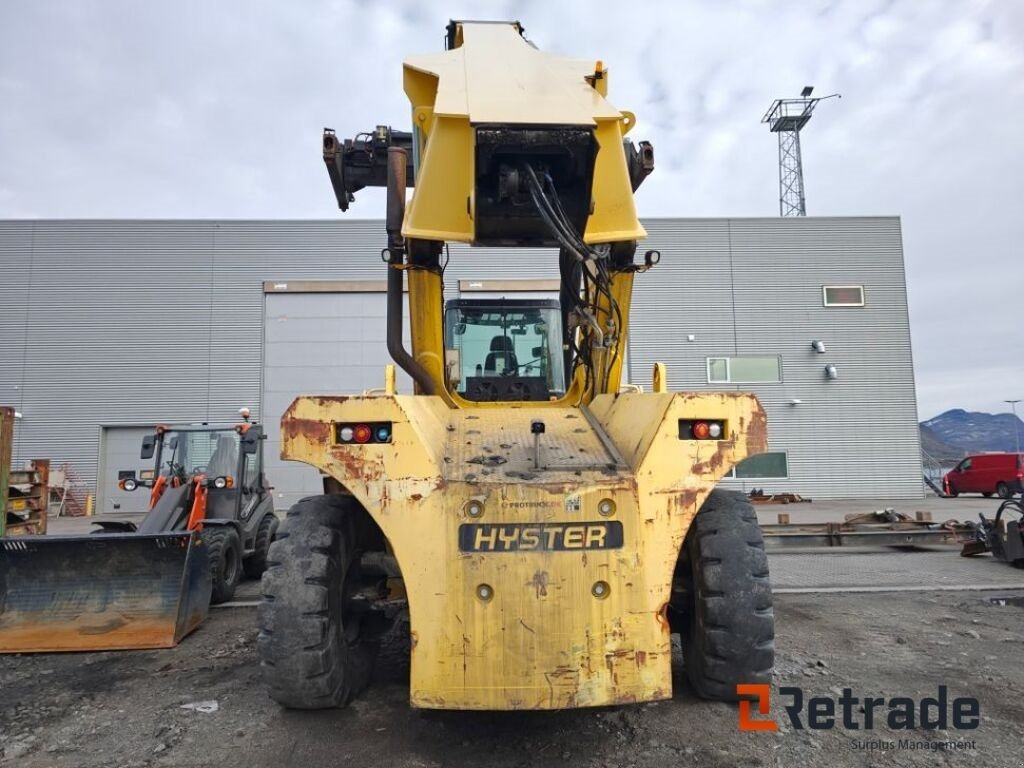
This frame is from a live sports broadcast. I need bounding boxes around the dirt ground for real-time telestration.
[2,586,1023,768]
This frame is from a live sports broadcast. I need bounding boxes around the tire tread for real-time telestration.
[680,489,775,701]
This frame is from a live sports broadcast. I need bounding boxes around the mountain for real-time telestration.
[921,409,1024,455]
[919,423,967,463]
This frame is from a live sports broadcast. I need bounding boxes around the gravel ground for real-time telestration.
[2,586,1023,767]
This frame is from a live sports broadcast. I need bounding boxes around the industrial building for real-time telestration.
[0,216,921,513]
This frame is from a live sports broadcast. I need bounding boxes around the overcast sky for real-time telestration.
[1,0,1020,421]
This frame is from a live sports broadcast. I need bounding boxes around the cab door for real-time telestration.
[953,458,975,492]
[239,425,269,517]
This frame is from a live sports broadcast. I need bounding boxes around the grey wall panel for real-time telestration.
[629,217,920,499]
[0,223,34,458]
[1,217,919,500]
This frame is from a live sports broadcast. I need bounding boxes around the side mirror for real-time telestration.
[453,322,467,336]
[241,427,262,454]
[168,436,178,450]
[140,435,156,460]
[532,346,543,357]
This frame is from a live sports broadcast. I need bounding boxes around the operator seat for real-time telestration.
[207,435,238,478]
[484,336,518,375]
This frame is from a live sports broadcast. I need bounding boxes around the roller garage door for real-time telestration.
[262,286,410,511]
[97,426,155,517]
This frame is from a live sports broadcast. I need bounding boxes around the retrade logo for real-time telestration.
[737,684,778,731]
[736,684,980,733]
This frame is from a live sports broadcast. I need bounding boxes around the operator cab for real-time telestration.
[444,298,566,402]
[136,424,267,524]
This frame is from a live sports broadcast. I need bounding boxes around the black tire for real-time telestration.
[947,483,959,498]
[202,526,242,605]
[243,513,279,579]
[997,482,1011,500]
[258,495,377,709]
[677,489,774,701]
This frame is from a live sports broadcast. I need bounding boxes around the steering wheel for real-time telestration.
[166,461,189,484]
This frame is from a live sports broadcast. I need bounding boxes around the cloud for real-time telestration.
[0,0,1021,419]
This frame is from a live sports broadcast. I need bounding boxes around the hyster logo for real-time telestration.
[458,522,624,552]
[737,684,980,732]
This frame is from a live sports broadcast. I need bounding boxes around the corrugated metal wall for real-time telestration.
[0,217,920,499]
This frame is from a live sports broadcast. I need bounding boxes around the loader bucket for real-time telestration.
[0,532,211,653]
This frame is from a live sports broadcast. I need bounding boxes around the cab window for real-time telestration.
[444,299,565,401]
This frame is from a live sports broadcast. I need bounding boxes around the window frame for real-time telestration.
[726,451,790,480]
[706,355,783,384]
[822,285,865,307]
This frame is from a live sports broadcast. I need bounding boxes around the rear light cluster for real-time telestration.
[678,419,727,441]
[335,421,393,445]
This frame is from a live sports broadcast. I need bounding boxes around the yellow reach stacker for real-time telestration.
[259,19,774,712]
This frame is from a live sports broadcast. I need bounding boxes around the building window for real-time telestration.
[727,452,789,479]
[706,356,782,384]
[823,285,865,307]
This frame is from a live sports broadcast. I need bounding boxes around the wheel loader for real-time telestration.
[259,19,774,710]
[0,419,277,652]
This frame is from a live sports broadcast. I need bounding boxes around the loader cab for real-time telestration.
[140,424,268,521]
[444,298,566,402]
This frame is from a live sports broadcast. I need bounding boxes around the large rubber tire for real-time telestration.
[202,526,242,605]
[679,489,774,701]
[947,483,959,498]
[258,495,377,709]
[243,513,279,579]
[997,482,1011,500]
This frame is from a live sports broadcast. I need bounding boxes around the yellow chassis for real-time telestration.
[282,390,766,710]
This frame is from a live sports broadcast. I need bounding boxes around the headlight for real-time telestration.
[214,476,228,489]
[122,478,138,492]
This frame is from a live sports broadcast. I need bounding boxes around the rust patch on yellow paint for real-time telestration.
[528,570,549,598]
[329,448,384,483]
[283,417,331,444]
[746,408,769,453]
[675,488,699,512]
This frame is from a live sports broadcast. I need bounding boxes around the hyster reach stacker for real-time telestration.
[259,20,773,710]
